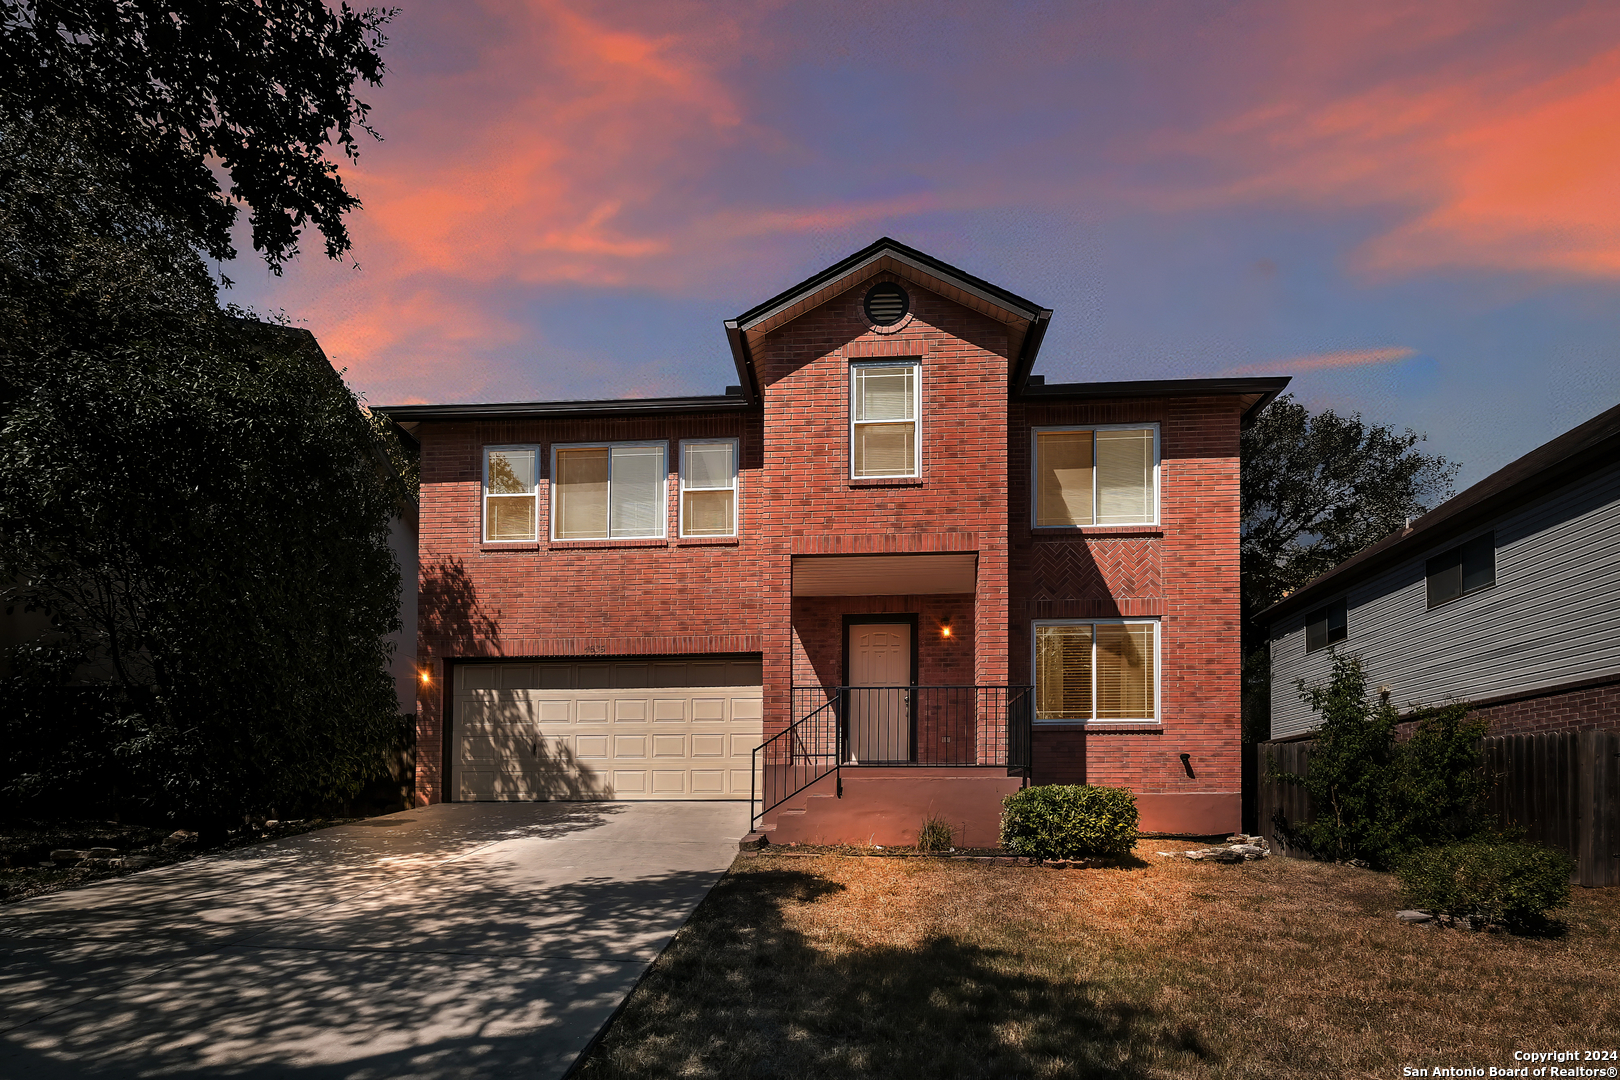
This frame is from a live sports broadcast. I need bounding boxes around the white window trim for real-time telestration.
[549,440,670,541]
[1030,423,1161,529]
[1031,617,1162,725]
[849,360,922,480]
[678,437,740,538]
[482,444,541,543]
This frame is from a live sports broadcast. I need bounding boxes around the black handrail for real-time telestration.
[751,685,1034,831]
[751,694,842,831]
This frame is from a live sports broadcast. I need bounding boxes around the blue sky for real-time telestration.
[226,0,1620,490]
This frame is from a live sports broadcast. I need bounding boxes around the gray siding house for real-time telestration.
[1261,402,1620,739]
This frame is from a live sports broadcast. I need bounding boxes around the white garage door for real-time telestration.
[451,657,763,801]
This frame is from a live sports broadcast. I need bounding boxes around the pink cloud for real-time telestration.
[1226,347,1418,376]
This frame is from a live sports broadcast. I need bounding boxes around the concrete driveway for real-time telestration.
[0,801,749,1078]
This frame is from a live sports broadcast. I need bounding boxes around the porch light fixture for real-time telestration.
[418,668,432,685]
[940,620,953,638]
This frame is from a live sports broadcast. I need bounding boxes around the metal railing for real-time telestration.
[751,685,1032,830]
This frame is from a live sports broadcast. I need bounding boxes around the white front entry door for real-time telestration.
[848,623,911,763]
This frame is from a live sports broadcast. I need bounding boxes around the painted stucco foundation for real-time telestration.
[762,768,1026,848]
[1134,792,1240,836]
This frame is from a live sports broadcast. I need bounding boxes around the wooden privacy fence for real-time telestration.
[1255,729,1620,888]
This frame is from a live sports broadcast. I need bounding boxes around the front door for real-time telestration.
[848,623,912,763]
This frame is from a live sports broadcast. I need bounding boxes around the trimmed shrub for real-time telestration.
[1396,839,1574,930]
[917,815,953,853]
[1000,785,1139,861]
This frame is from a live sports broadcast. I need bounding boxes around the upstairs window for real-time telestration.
[1304,598,1348,652]
[1426,532,1495,608]
[851,362,919,478]
[1033,426,1158,527]
[484,446,538,542]
[552,443,667,540]
[680,439,738,537]
[1034,620,1158,723]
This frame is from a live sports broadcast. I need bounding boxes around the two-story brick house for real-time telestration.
[381,238,1286,844]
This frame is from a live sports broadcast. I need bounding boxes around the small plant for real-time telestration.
[1000,784,1138,861]
[1396,839,1574,931]
[917,815,953,852]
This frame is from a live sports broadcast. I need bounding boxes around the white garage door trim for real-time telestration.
[451,656,763,801]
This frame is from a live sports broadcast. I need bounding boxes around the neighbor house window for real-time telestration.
[484,446,539,542]
[851,362,919,478]
[1033,426,1158,527]
[1034,620,1158,723]
[680,439,738,537]
[1305,598,1348,652]
[1426,532,1495,608]
[551,442,667,540]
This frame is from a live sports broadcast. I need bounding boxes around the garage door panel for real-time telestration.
[453,658,762,802]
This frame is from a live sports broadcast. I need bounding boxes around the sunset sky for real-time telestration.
[226,0,1620,490]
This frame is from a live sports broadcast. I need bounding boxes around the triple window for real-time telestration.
[1034,620,1159,723]
[850,362,919,478]
[1033,426,1158,527]
[484,441,738,542]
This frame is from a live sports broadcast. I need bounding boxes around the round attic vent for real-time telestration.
[863,282,910,326]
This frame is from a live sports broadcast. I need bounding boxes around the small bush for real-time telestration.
[1000,785,1138,861]
[1396,839,1574,930]
[917,815,953,852]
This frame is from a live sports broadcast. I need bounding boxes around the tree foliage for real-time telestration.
[1241,394,1458,741]
[0,116,405,825]
[1,0,394,269]
[1269,654,1487,869]
[1242,394,1458,624]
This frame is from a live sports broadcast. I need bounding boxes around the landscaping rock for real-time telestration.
[87,847,119,859]
[118,855,157,869]
[1396,910,1434,923]
[1231,844,1266,859]
[162,830,199,849]
[49,849,87,866]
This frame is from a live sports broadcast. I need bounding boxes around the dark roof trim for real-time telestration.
[723,319,760,405]
[375,395,754,422]
[1009,309,1054,396]
[732,236,1046,331]
[1258,398,1620,626]
[1021,375,1291,421]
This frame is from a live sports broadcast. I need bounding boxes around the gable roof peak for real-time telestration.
[723,237,1053,403]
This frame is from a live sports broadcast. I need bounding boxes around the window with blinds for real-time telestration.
[681,439,737,537]
[1033,426,1158,527]
[484,446,538,542]
[1034,620,1157,722]
[851,362,918,478]
[552,443,667,540]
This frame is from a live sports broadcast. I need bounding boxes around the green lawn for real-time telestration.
[575,841,1620,1079]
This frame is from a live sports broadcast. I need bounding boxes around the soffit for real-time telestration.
[791,553,978,597]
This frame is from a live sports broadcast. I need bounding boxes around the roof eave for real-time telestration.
[374,396,755,423]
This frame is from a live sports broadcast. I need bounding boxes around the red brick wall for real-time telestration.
[1394,680,1620,739]
[412,410,765,804]
[1010,395,1244,805]
[751,271,1014,740]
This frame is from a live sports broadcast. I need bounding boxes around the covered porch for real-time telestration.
[752,549,1030,844]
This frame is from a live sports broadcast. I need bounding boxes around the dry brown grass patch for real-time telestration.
[576,840,1620,1079]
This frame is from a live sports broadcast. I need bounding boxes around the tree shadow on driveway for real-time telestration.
[2,803,738,1078]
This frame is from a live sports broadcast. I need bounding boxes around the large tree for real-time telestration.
[1,0,393,270]
[1240,394,1458,739]
[0,117,409,823]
